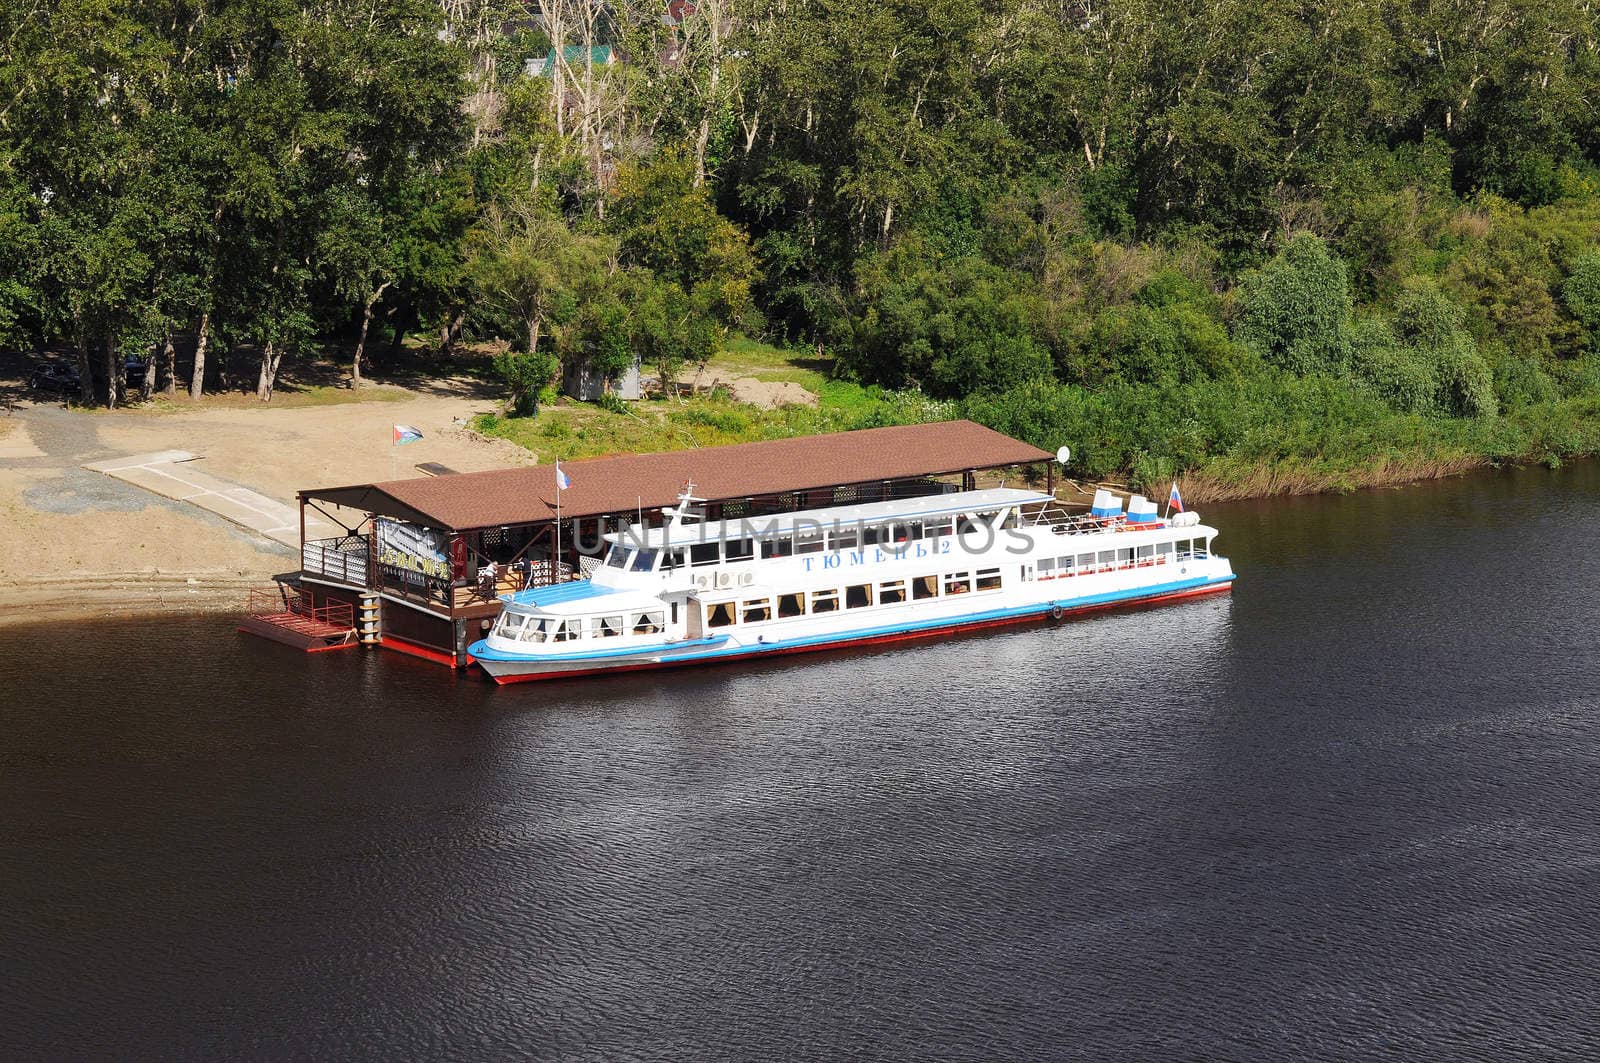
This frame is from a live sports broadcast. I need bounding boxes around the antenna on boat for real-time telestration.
[663,479,706,531]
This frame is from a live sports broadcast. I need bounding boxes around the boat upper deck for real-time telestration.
[611,487,1054,549]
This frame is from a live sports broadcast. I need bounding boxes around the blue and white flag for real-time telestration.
[555,461,572,490]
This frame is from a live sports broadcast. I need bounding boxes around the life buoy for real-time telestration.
[1050,604,1064,621]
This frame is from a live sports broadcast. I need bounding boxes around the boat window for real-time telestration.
[1196,538,1209,558]
[913,575,938,600]
[664,548,687,570]
[690,542,720,566]
[742,599,771,623]
[957,513,987,536]
[809,589,839,614]
[999,510,1020,530]
[861,525,883,546]
[605,545,630,568]
[1058,555,1074,575]
[1038,557,1055,578]
[670,602,679,624]
[632,611,664,635]
[878,580,906,605]
[1117,547,1134,567]
[1078,552,1094,570]
[761,536,794,559]
[630,549,658,572]
[828,528,858,552]
[976,568,1002,592]
[597,615,624,638]
[725,538,754,562]
[944,572,972,595]
[925,517,953,539]
[1136,544,1154,563]
[795,531,824,554]
[494,612,525,637]
[845,584,871,609]
[1097,549,1115,570]
[552,620,579,642]
[777,593,803,618]
[903,521,924,541]
[1156,541,1174,561]
[707,602,737,628]
[519,617,549,642]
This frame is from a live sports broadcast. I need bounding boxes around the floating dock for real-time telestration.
[238,587,358,653]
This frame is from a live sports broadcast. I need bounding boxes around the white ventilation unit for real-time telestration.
[716,571,733,589]
[738,572,754,586]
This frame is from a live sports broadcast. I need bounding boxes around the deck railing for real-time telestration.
[376,558,577,614]
[302,535,370,587]
[246,586,355,629]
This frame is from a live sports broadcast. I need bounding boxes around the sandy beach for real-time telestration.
[0,375,531,625]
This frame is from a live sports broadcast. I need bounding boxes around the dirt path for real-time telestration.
[0,380,528,625]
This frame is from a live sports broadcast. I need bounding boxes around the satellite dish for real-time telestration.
[1055,445,1071,465]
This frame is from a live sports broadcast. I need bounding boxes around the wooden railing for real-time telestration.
[376,558,577,614]
[302,536,369,587]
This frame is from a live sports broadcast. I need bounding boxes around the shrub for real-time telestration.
[1234,234,1355,376]
[492,349,559,415]
[1563,253,1600,338]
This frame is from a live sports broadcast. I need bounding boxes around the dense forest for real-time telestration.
[6,0,1600,492]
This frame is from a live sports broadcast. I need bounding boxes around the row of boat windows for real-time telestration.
[603,509,1018,571]
[495,566,1012,643]
[704,568,1006,628]
[493,608,670,644]
[1036,538,1209,577]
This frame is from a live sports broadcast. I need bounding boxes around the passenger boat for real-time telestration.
[467,485,1234,683]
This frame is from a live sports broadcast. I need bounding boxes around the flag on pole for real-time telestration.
[1168,482,1184,514]
[392,424,424,445]
[555,461,572,490]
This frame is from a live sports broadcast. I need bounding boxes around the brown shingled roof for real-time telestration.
[301,420,1050,531]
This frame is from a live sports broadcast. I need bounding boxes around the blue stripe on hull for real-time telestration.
[473,573,1234,677]
[469,633,727,663]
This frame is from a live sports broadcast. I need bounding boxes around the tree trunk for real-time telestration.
[190,311,209,399]
[257,339,282,402]
[527,316,540,357]
[163,336,177,397]
[74,342,95,405]
[352,280,391,387]
[439,308,466,356]
[142,343,157,399]
[387,302,415,360]
[104,337,120,409]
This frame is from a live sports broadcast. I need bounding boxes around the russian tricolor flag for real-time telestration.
[1168,482,1184,513]
[392,424,424,446]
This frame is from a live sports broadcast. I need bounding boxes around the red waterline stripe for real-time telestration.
[380,635,458,668]
[484,581,1232,686]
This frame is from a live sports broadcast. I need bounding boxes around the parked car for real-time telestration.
[29,362,81,394]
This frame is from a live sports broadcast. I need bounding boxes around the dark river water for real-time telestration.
[5,465,1600,1061]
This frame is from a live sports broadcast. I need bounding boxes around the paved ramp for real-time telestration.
[84,451,339,548]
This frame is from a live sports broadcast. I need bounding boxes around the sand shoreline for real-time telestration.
[0,574,273,626]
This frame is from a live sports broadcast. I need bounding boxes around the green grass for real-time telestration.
[473,382,958,462]
[715,334,834,390]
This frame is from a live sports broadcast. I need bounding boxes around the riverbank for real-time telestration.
[4,349,1592,627]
